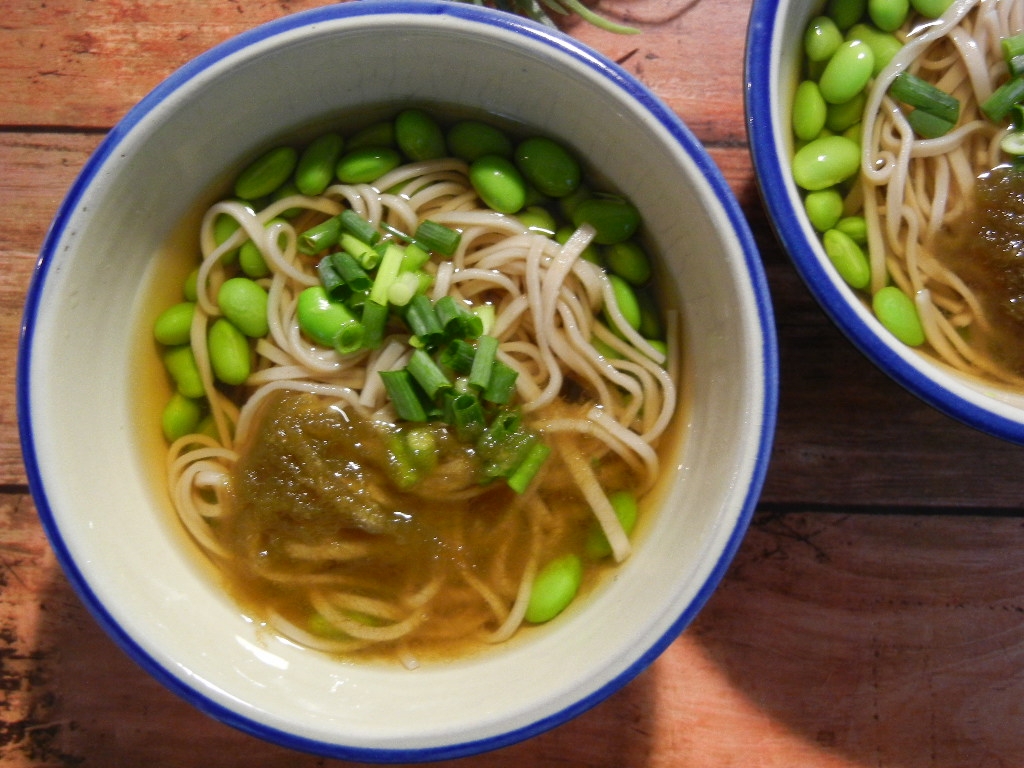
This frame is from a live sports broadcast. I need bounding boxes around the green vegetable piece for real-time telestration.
[469,154,528,214]
[395,109,447,161]
[208,318,251,386]
[295,133,344,196]
[847,23,904,76]
[819,40,875,104]
[571,197,641,245]
[873,285,925,346]
[804,16,844,62]
[161,393,202,443]
[213,213,242,264]
[835,215,868,243]
[826,0,867,30]
[822,228,871,289]
[514,136,581,198]
[907,108,955,139]
[238,240,270,279]
[826,91,866,133]
[585,490,639,559]
[604,240,652,285]
[336,147,402,184]
[163,345,205,399]
[1000,130,1024,156]
[606,274,642,331]
[234,146,298,200]
[183,268,199,302]
[518,205,558,235]
[805,188,845,232]
[525,554,583,624]
[296,285,358,348]
[446,120,513,161]
[793,80,828,141]
[347,120,396,150]
[153,301,195,346]
[792,135,861,191]
[889,72,960,124]
[910,0,953,15]
[981,75,1024,123]
[868,0,909,31]
[217,277,269,338]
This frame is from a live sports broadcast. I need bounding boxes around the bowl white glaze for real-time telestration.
[746,0,1024,444]
[20,1,777,761]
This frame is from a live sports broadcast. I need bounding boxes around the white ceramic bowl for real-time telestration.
[746,0,1024,444]
[20,2,777,761]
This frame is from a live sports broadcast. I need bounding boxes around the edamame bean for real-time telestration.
[585,490,639,559]
[604,240,652,285]
[446,120,513,161]
[835,215,868,243]
[805,188,845,232]
[469,154,527,214]
[234,146,298,200]
[819,40,875,104]
[238,240,270,278]
[183,267,199,302]
[162,393,202,442]
[826,91,866,132]
[525,554,583,623]
[153,301,195,346]
[868,0,909,32]
[607,274,642,331]
[270,180,303,218]
[826,0,867,29]
[518,205,558,235]
[638,292,662,339]
[347,121,395,150]
[823,228,871,288]
[804,16,844,62]
[208,318,251,386]
[910,0,954,17]
[395,109,447,161]
[555,226,602,264]
[791,134,861,190]
[572,197,640,245]
[295,132,344,196]
[558,183,592,220]
[214,213,242,264]
[793,80,828,142]
[873,285,925,345]
[847,23,904,75]
[514,137,581,198]
[335,147,402,184]
[163,345,205,399]
[217,277,269,338]
[296,285,357,347]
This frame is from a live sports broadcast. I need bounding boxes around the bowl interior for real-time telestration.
[21,2,776,760]
[746,0,1024,444]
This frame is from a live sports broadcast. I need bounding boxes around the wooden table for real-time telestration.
[3,0,1024,765]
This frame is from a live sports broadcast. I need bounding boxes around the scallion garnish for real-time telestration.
[330,251,372,292]
[338,209,380,245]
[435,295,484,340]
[379,369,429,422]
[906,108,956,139]
[360,299,387,350]
[317,256,347,300]
[413,220,462,257]
[451,392,486,442]
[406,348,453,399]
[403,293,444,347]
[890,72,961,126]
[483,360,519,405]
[983,75,1024,122]
[298,215,341,255]
[506,441,552,494]
[340,232,380,270]
[469,334,499,390]
[369,243,405,306]
[439,338,477,374]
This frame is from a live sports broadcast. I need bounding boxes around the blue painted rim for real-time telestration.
[19,0,778,761]
[745,0,1024,445]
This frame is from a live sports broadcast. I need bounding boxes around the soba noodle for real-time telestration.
[159,130,678,665]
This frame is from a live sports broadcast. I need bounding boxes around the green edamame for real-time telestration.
[835,215,868,243]
[571,197,641,245]
[804,16,844,62]
[793,80,828,142]
[525,553,583,624]
[518,205,558,235]
[585,490,639,559]
[162,392,202,442]
[514,137,581,198]
[826,0,867,29]
[555,226,602,264]
[826,91,867,133]
[153,301,195,346]
[792,135,861,190]
[395,109,447,161]
[163,345,205,399]
[446,120,513,161]
[183,268,199,302]
[347,121,395,150]
[208,318,251,386]
[805,188,845,232]
[823,228,871,288]
[910,0,954,17]
[868,0,909,31]
[234,146,298,200]
[604,240,652,285]
[217,277,269,338]
[873,285,925,345]
[214,213,242,264]
[296,285,359,348]
[607,274,642,331]
[335,147,402,184]
[295,133,344,196]
[819,40,875,104]
[238,240,270,279]
[469,154,527,214]
[847,23,904,75]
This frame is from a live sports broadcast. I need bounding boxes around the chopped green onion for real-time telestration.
[483,360,519,404]
[406,348,452,398]
[440,338,477,373]
[1000,130,1024,155]
[983,75,1024,122]
[340,233,380,270]
[474,304,496,336]
[330,251,372,292]
[507,441,552,493]
[907,108,956,138]
[451,393,486,442]
[387,433,422,489]
[333,318,366,355]
[401,242,431,272]
[413,219,462,256]
[469,334,499,390]
[435,295,484,339]
[379,369,429,421]
[360,299,388,350]
[298,216,341,255]
[387,271,422,307]
[317,256,347,300]
[338,209,380,245]
[369,243,405,305]
[890,72,960,124]
[403,293,444,346]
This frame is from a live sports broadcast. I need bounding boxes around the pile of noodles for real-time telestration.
[861,0,1024,385]
[164,157,679,662]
